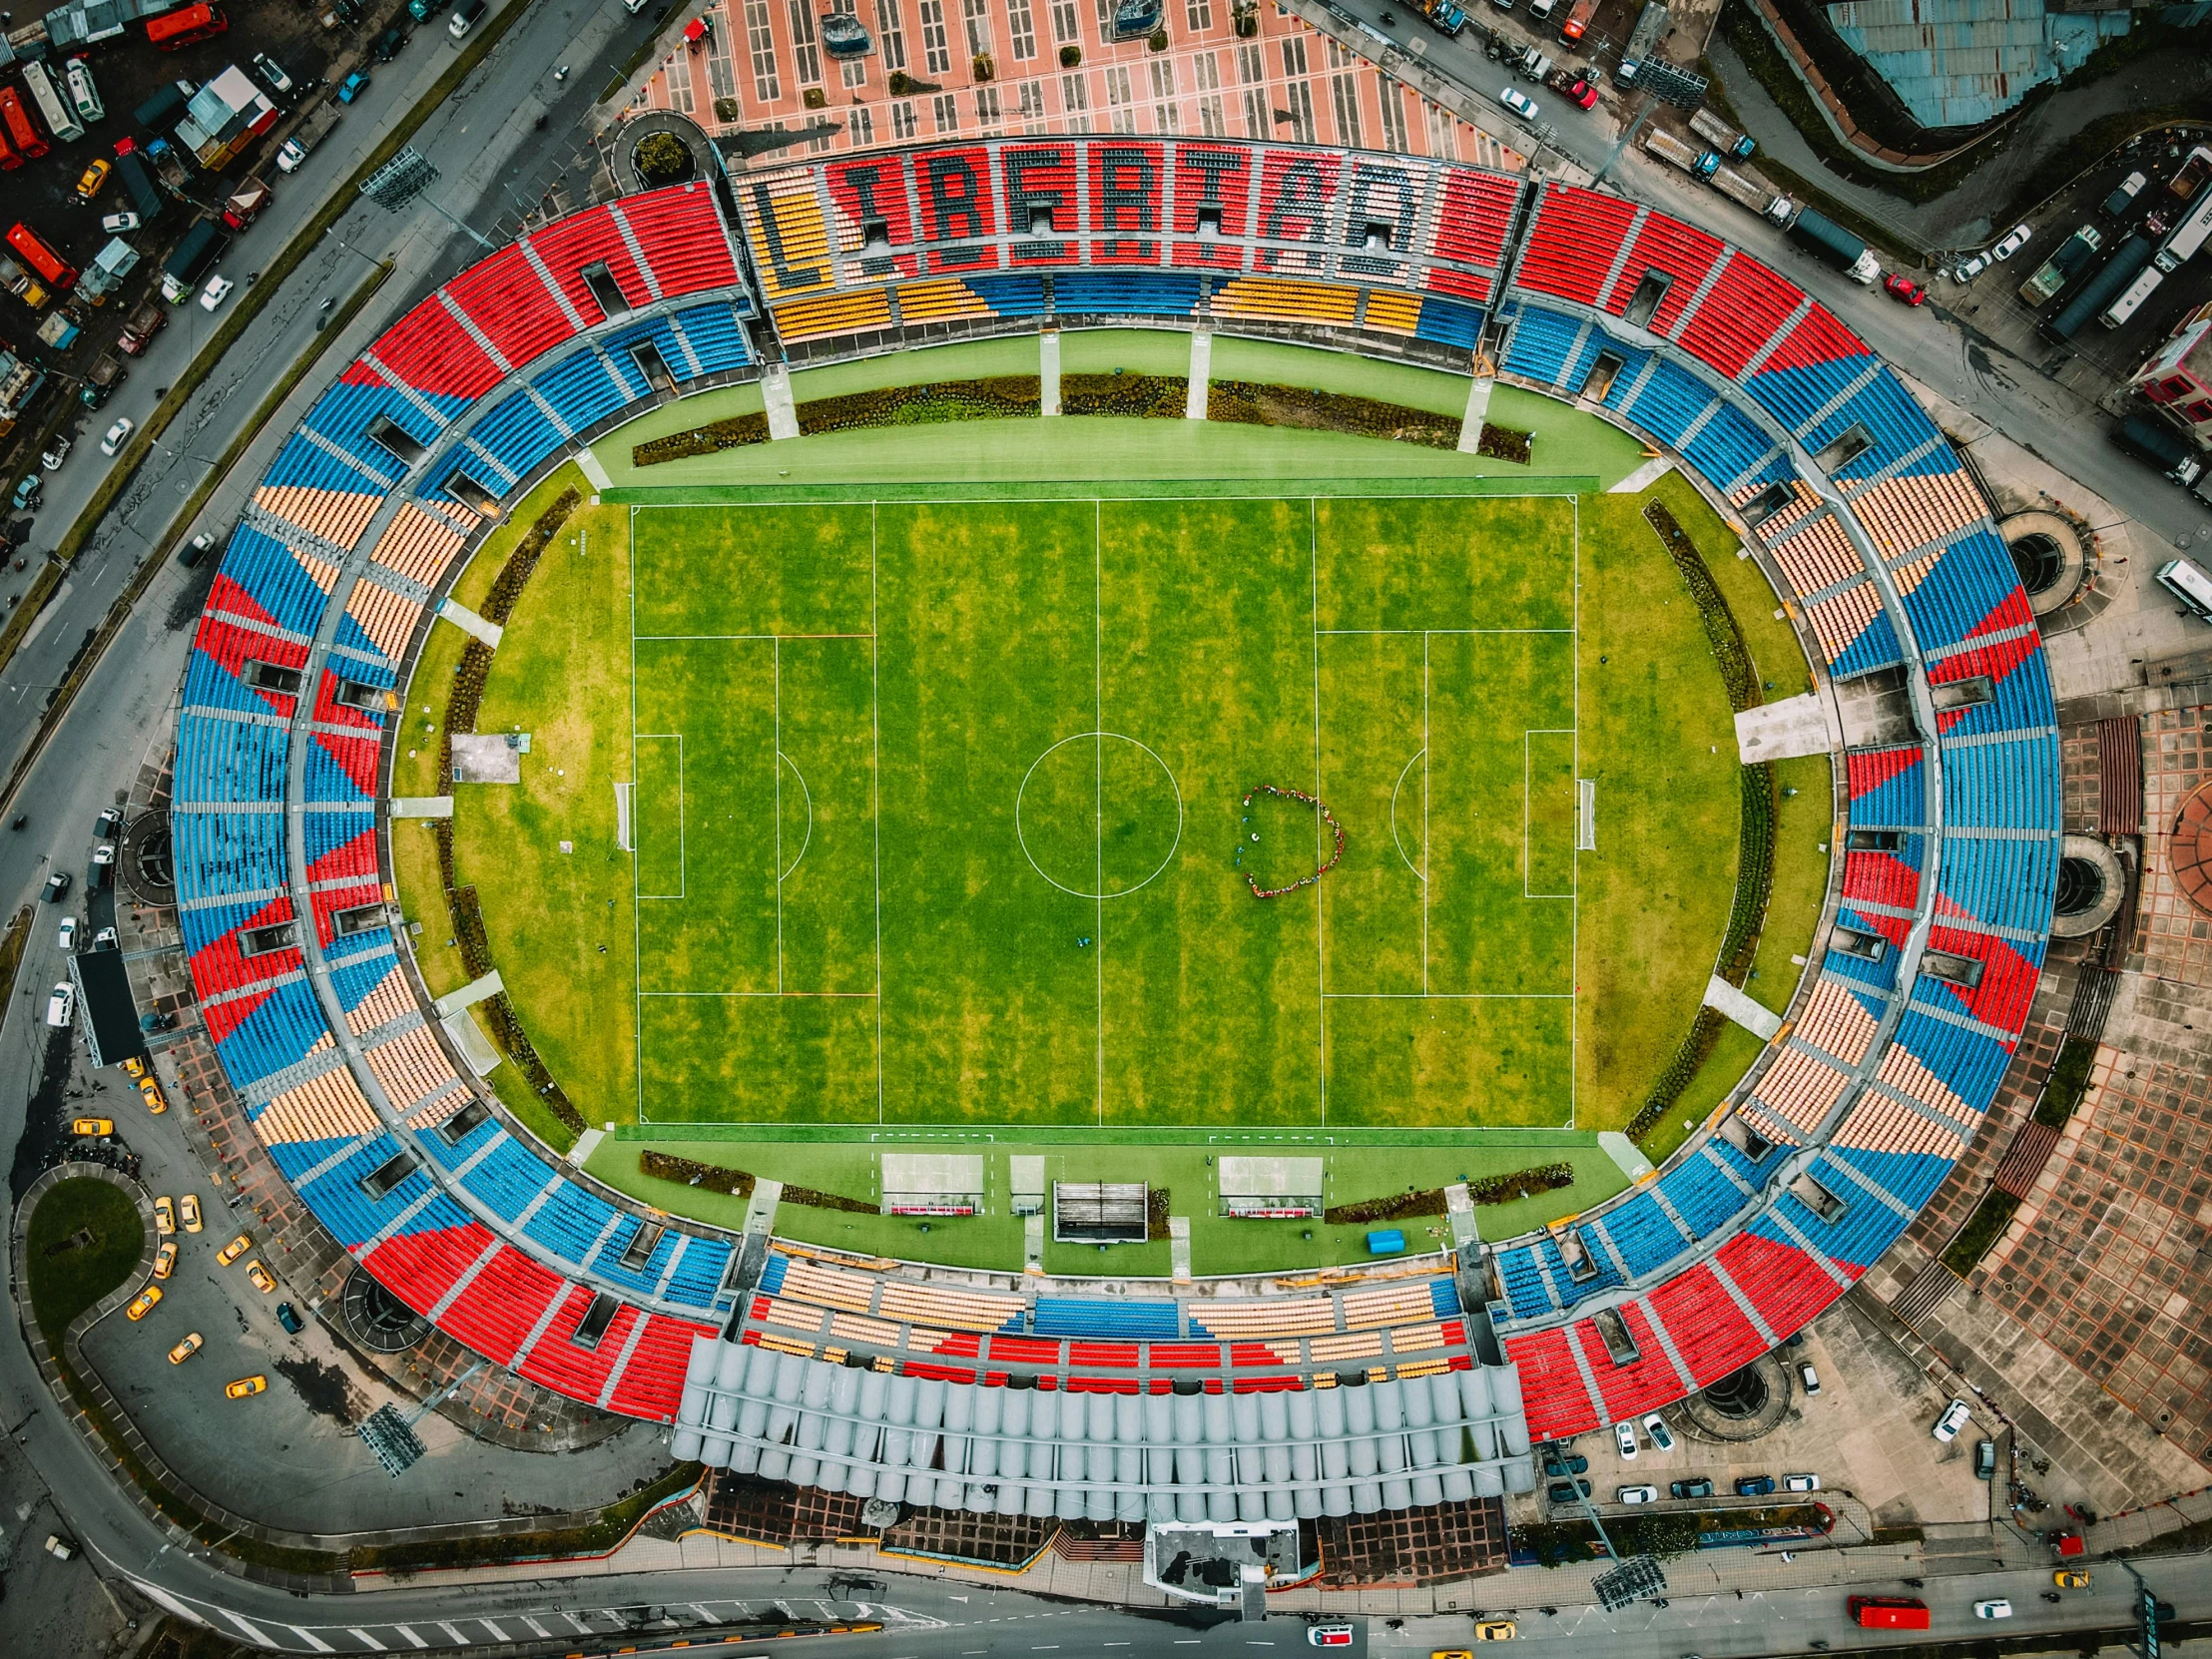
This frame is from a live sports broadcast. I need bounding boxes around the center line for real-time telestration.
[1310,497,1326,1127]
[1095,497,1105,1128]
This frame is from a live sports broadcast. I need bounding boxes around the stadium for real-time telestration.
[171,135,2055,1591]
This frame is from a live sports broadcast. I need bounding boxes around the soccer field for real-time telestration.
[625,492,1582,1129]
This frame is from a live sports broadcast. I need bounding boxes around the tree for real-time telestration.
[636,131,694,184]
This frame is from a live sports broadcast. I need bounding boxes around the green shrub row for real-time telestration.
[1474,423,1533,465]
[795,376,1042,435]
[1061,372,1188,418]
[784,1183,878,1215]
[1627,1005,1730,1146]
[1324,1189,1446,1227]
[1148,1186,1172,1241]
[1646,500,1759,713]
[1205,380,1457,448]
[634,409,772,466]
[641,1150,757,1198]
[1468,1161,1576,1206]
[480,487,582,626]
[1940,1187,2022,1275]
[2033,1035,2098,1128]
[1716,761,1778,986]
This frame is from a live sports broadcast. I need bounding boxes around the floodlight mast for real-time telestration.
[359,146,494,251]
[1547,1441,1671,1611]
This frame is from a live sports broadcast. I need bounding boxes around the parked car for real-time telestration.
[370,25,406,61]
[1934,1398,1973,1441]
[337,70,371,104]
[2055,1569,2090,1589]
[126,1285,162,1320]
[253,52,294,94]
[1617,1484,1657,1504]
[226,1374,269,1398]
[70,1115,110,1137]
[246,1260,276,1294]
[1883,273,1927,305]
[200,274,235,311]
[217,1232,252,1265]
[44,871,69,901]
[1735,1475,1777,1497]
[1951,251,1990,283]
[1974,1439,1997,1479]
[1990,224,2033,261]
[1546,1479,1593,1503]
[14,473,40,510]
[138,1076,166,1113]
[180,1193,202,1232]
[1307,1627,1354,1650]
[178,531,216,566]
[93,925,117,951]
[1615,1420,1638,1459]
[276,1301,304,1335]
[100,416,133,456]
[152,1240,178,1279]
[40,434,70,469]
[101,212,141,234]
[1541,1453,1589,1477]
[1799,1363,1821,1395]
[167,1332,204,1365]
[1497,86,1540,122]
[1640,1413,1675,1452]
[1473,1622,1516,1643]
[1670,1478,1714,1499]
[47,983,75,1027]
[1783,1473,1821,1493]
[154,1194,175,1234]
[57,913,76,949]
[74,159,111,200]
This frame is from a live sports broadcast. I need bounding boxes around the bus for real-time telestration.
[20,62,82,145]
[0,89,47,161]
[2100,266,2164,329]
[1848,1596,1931,1630]
[146,3,228,50]
[2158,558,2212,622]
[7,222,77,290]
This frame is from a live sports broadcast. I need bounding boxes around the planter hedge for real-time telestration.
[795,377,1041,435]
[634,410,772,466]
[1147,1186,1171,1241]
[1206,380,1457,448]
[1474,423,1532,464]
[1467,1161,1575,1206]
[1061,372,1188,418]
[641,1150,757,1199]
[784,1183,878,1215]
[1325,1189,1446,1227]
[1940,1187,2020,1275]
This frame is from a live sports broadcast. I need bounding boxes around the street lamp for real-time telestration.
[359,146,494,252]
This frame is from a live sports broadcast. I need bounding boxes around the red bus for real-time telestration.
[8,223,77,290]
[1848,1596,1931,1630]
[0,123,18,173]
[0,89,46,161]
[146,4,228,50]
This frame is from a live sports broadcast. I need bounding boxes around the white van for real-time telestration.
[2157,557,2212,622]
[450,0,487,34]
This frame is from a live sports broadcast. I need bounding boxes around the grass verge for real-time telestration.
[348,1463,700,1573]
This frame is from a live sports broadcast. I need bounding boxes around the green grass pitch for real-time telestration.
[624,493,1584,1130]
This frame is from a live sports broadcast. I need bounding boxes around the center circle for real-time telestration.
[1015,732,1184,900]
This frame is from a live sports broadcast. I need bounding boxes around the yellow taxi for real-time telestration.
[75,159,110,200]
[167,1332,203,1365]
[1475,1621,1519,1642]
[138,1077,167,1115]
[225,1375,268,1399]
[71,1117,114,1137]
[154,1195,176,1236]
[180,1193,203,1233]
[153,1241,178,1280]
[126,1285,163,1321]
[123,1055,146,1080]
[2055,1569,2090,1589]
[217,1232,252,1266]
[246,1261,276,1295]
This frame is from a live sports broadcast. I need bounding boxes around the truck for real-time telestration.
[159,218,226,302]
[2045,237,2153,341]
[275,99,340,174]
[1784,205,1881,284]
[37,309,78,349]
[1689,106,1756,160]
[2113,414,2204,487]
[1848,1597,1931,1631]
[114,148,165,226]
[117,297,167,354]
[1556,0,1598,39]
[2155,189,2212,274]
[1712,164,1793,225]
[0,253,47,310]
[220,178,270,232]
[146,138,191,192]
[1644,127,1719,181]
[64,57,103,125]
[134,80,191,134]
[1416,0,1467,34]
[2017,224,2100,305]
[78,349,124,407]
[21,61,82,145]
[2169,145,2212,204]
[2101,265,2163,328]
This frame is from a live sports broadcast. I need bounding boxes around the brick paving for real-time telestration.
[2135,705,2212,977]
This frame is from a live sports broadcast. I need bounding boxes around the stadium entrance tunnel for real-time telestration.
[1674,1353,1794,1442]
[1997,510,2089,618]
[2049,833,2126,938]
[342,1265,430,1353]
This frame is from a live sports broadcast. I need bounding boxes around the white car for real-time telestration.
[253,52,294,95]
[276,138,308,174]
[1783,1472,1821,1492]
[1934,1397,1973,1441]
[101,212,140,234]
[1498,86,1540,122]
[45,980,73,1027]
[1640,1412,1675,1452]
[40,434,70,470]
[1990,224,2033,262]
[92,925,117,951]
[1974,1599,2013,1620]
[1617,1484,1657,1504]
[1615,1419,1638,1459]
[200,274,236,312]
[58,914,76,951]
[1951,252,1990,283]
[101,416,134,455]
[1799,1363,1821,1395]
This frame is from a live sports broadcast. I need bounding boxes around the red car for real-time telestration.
[1883,273,1928,306]
[1567,78,1599,110]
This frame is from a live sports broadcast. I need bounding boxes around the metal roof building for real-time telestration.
[1823,0,2134,128]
